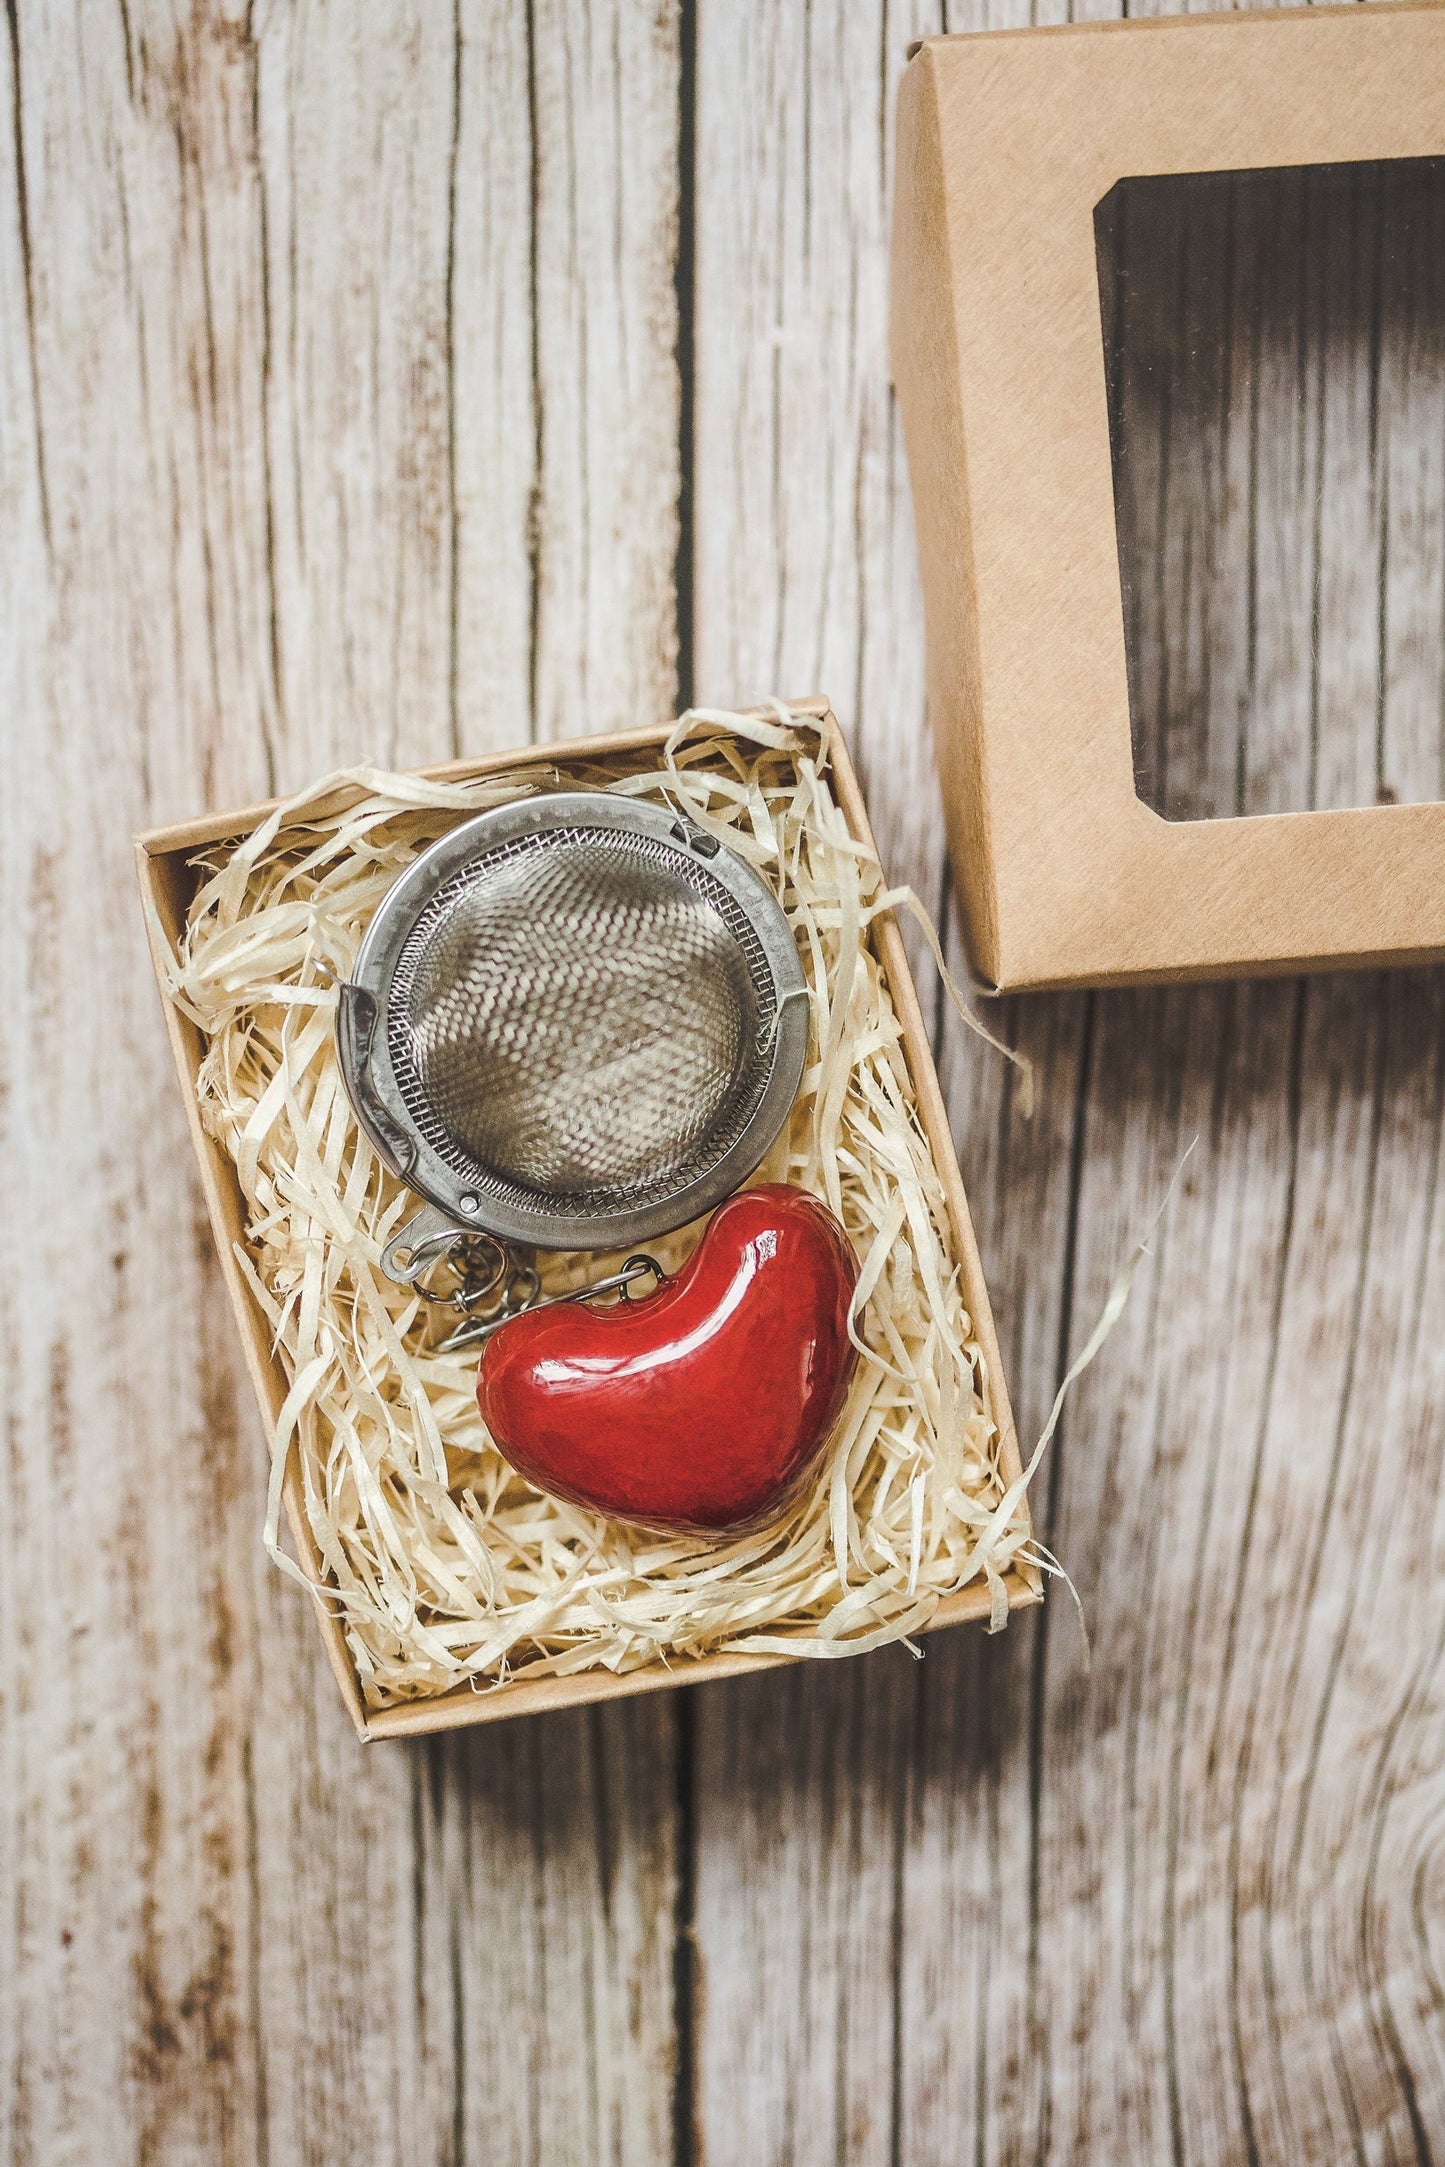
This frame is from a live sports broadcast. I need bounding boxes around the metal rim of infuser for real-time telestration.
[336,791,810,1257]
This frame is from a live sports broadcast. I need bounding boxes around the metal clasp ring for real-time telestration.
[437,1251,664,1353]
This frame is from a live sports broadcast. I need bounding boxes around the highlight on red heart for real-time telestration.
[477,1185,860,1533]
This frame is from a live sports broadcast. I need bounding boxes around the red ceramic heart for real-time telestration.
[478,1185,860,1532]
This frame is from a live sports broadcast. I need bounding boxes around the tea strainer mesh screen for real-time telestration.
[337,792,809,1255]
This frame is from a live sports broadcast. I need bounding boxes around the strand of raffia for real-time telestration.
[165,711,1052,1704]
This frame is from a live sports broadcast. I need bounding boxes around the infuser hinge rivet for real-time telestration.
[669,817,720,859]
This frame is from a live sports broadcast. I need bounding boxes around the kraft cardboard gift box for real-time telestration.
[891,2,1445,992]
[136,700,1035,1741]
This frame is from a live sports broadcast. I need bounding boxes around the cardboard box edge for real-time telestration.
[135,699,1034,1741]
[909,0,1445,59]
[891,47,1004,988]
[820,715,1028,1520]
[362,1570,1042,1738]
[134,837,374,1741]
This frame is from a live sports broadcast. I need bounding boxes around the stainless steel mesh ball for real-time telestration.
[400,833,759,1197]
[337,791,809,1254]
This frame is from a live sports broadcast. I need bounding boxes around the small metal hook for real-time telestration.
[437,1252,664,1353]
[381,1208,511,1310]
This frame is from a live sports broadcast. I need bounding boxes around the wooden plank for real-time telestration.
[896,983,1093,2162]
[256,1,464,775]
[1104,149,1445,822]
[947,4,1445,2154]
[1040,43,1445,2154]
[0,4,684,2163]
[1376,155,1445,809]
[981,967,1445,2164]
[691,1,1445,2162]
[12,0,1445,2158]
[251,4,689,2152]
[529,0,685,741]
[0,6,276,2161]
[687,6,981,2161]
[690,0,947,915]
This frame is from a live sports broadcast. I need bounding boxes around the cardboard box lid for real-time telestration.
[892,3,1445,992]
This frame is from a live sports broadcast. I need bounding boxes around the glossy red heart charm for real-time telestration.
[478,1185,860,1532]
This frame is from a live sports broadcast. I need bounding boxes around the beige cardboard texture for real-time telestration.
[892,3,1445,992]
[136,705,1035,1738]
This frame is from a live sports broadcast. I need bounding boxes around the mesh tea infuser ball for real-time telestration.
[335,790,812,1334]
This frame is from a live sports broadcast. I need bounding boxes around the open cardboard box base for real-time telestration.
[137,700,1037,1739]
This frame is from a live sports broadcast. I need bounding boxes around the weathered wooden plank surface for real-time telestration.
[0,5,680,2164]
[5,0,1445,2162]
[1103,154,1445,822]
[689,5,1445,2167]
